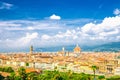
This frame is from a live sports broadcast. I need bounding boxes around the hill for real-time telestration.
[88,42,120,52]
[36,42,120,52]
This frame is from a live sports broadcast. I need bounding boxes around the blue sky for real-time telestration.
[0,0,120,19]
[0,0,120,51]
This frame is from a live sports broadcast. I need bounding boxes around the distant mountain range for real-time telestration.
[86,42,120,52]
[1,42,119,53]
[35,42,120,52]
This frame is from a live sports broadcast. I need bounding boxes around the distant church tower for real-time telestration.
[62,47,66,56]
[30,45,33,54]
[62,47,65,52]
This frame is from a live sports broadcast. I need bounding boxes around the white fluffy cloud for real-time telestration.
[18,32,38,46]
[40,16,120,46]
[113,8,120,15]
[0,20,61,31]
[82,16,120,34]
[49,14,61,20]
[0,2,13,10]
[0,32,38,49]
[41,34,51,40]
[0,16,120,50]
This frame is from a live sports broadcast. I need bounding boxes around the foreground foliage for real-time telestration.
[0,66,120,80]
[106,75,120,80]
[0,66,14,73]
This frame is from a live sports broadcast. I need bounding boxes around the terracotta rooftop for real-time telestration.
[26,68,42,73]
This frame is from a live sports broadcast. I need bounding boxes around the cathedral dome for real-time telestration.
[74,44,81,53]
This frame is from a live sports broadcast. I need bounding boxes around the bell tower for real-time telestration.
[30,45,33,54]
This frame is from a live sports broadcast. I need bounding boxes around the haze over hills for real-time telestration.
[0,42,119,53]
[82,42,120,52]
[36,42,120,52]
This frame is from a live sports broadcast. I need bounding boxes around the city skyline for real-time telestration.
[0,0,120,51]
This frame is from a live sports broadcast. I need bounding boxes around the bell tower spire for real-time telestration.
[30,45,33,54]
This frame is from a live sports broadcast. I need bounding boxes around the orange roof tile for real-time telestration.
[0,72,10,77]
[25,68,41,73]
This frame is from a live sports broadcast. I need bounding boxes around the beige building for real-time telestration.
[98,60,118,74]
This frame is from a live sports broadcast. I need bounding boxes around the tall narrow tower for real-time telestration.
[30,45,33,54]
[62,47,66,56]
[62,47,65,52]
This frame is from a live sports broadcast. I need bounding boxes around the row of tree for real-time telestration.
[0,66,14,73]
[1,67,105,80]
[0,66,120,80]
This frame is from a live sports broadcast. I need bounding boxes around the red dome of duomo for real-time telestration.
[74,44,81,53]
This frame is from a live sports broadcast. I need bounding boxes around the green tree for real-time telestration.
[3,67,7,72]
[91,65,97,80]
[27,72,37,80]
[0,66,14,73]
[106,75,120,80]
[67,70,73,79]
[18,67,27,80]
[53,74,63,80]
[0,74,4,80]
[0,67,3,71]
[9,72,16,80]
[26,62,29,68]
[7,67,14,73]
[15,76,22,80]
[98,75,105,80]
[54,66,58,71]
